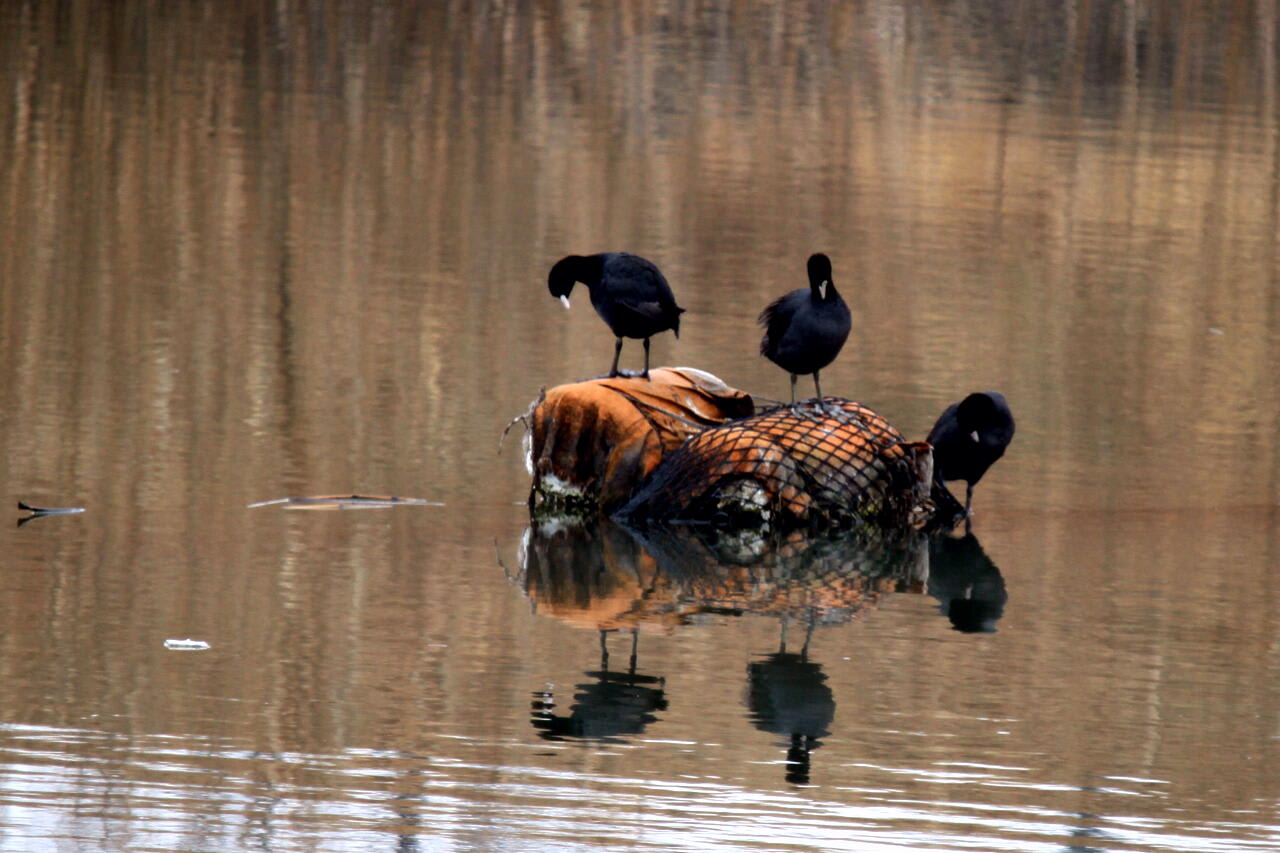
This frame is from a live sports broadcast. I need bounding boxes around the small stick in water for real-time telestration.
[17,501,86,527]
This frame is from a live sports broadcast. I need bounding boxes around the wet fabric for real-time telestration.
[525,368,755,514]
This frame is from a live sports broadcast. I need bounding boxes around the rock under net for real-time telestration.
[618,399,933,529]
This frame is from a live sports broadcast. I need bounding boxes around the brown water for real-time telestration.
[2,2,1279,851]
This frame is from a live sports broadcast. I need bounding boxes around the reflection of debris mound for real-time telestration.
[619,399,933,528]
[516,520,926,632]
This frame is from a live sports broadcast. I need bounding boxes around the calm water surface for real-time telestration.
[2,2,1279,851]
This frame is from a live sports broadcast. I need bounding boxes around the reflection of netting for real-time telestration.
[631,523,927,623]
[618,399,931,528]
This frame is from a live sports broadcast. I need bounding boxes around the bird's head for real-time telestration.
[807,253,834,300]
[547,255,586,308]
[956,392,1015,448]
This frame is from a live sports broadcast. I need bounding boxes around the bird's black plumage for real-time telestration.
[759,253,851,403]
[548,252,685,379]
[927,391,1015,517]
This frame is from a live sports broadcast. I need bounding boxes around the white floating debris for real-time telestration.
[247,494,443,510]
[164,638,211,651]
[1208,327,1224,335]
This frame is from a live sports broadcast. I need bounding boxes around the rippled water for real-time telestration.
[2,2,1279,851]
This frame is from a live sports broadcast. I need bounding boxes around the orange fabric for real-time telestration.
[529,368,754,512]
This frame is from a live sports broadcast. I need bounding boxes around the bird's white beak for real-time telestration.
[819,281,829,299]
[559,295,571,310]
[970,430,980,442]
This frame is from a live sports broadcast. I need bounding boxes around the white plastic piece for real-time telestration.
[164,638,211,651]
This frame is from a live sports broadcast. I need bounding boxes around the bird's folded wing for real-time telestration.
[613,299,667,321]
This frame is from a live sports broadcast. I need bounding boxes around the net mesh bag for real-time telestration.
[617,399,934,529]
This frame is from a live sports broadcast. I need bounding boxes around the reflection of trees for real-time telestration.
[7,0,1278,524]
[23,3,1267,113]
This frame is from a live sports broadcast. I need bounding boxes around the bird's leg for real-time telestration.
[801,613,816,660]
[642,337,651,380]
[789,374,798,405]
[609,338,623,378]
[965,483,974,516]
[813,370,823,401]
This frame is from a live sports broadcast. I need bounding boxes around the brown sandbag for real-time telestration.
[525,367,754,514]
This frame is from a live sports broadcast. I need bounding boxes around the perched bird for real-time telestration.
[928,391,1015,518]
[548,253,685,379]
[758,253,851,403]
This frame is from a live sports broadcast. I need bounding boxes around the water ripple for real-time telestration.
[1,724,1275,852]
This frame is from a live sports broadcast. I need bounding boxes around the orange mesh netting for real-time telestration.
[616,399,933,528]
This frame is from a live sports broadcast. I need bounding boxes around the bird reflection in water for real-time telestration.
[531,628,668,742]
[927,531,1007,633]
[746,615,836,785]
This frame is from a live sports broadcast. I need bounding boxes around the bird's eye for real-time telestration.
[969,430,980,442]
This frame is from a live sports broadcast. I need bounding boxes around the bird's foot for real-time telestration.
[788,400,822,420]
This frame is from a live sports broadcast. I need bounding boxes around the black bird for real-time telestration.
[927,391,1015,518]
[548,253,685,379]
[759,253,851,403]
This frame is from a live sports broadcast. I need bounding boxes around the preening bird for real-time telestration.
[759,253,851,403]
[927,391,1015,517]
[548,253,685,379]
